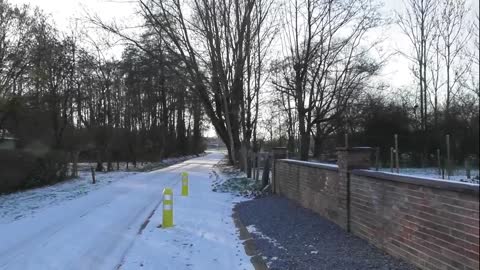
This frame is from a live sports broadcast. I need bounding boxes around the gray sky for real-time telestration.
[7,0,479,91]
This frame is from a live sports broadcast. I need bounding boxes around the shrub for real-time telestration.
[0,149,69,194]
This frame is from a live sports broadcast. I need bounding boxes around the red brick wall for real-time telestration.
[350,173,479,270]
[275,160,347,229]
[273,156,479,270]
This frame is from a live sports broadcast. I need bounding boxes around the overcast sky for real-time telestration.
[7,0,480,91]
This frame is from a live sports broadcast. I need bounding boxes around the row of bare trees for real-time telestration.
[398,0,477,132]
[113,0,477,164]
[270,0,384,160]
[2,0,478,188]
[259,0,478,163]
[93,0,279,172]
[0,0,204,189]
[395,0,479,163]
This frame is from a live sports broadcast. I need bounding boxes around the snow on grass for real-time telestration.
[76,154,205,172]
[118,153,253,270]
[210,159,265,198]
[0,170,137,224]
[212,177,264,198]
[0,152,254,270]
[378,167,480,184]
[0,154,205,224]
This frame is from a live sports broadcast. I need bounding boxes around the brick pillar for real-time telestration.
[272,147,287,194]
[336,147,373,231]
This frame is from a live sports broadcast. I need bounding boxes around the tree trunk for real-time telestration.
[71,150,79,178]
[299,131,310,161]
[95,150,104,172]
[313,132,323,159]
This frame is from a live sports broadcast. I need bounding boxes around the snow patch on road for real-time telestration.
[246,224,287,251]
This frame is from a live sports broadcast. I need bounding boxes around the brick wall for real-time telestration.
[275,160,347,229]
[273,149,479,270]
[350,171,479,270]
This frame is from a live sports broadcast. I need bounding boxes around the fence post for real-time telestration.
[375,147,380,171]
[336,147,373,232]
[71,151,79,178]
[271,147,287,193]
[466,157,471,179]
[446,134,451,179]
[395,134,400,173]
[261,156,270,189]
[255,153,260,181]
[251,152,256,181]
[390,147,394,173]
[437,149,441,176]
[90,167,96,184]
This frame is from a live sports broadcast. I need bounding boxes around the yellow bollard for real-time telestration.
[181,172,189,196]
[162,188,173,228]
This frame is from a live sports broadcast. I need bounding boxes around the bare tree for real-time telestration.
[437,0,471,120]
[0,1,32,98]
[398,0,438,131]
[101,0,276,166]
[274,0,383,160]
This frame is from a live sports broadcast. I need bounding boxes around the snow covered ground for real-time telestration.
[0,171,137,224]
[0,152,253,270]
[378,167,479,184]
[76,154,204,173]
[0,155,204,224]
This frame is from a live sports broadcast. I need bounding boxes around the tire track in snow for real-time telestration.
[113,164,199,270]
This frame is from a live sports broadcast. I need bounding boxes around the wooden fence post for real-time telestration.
[390,147,394,173]
[90,167,96,184]
[71,150,79,178]
[466,157,471,179]
[395,134,400,173]
[261,156,271,189]
[437,149,441,176]
[446,134,451,179]
[256,153,260,181]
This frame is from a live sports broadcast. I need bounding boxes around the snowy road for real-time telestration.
[0,152,251,270]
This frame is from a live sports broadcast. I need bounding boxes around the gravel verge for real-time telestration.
[235,195,417,270]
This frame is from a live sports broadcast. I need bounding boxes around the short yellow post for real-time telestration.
[162,188,173,228]
[181,172,189,196]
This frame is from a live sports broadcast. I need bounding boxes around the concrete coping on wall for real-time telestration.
[335,146,373,151]
[278,159,339,171]
[352,169,479,195]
